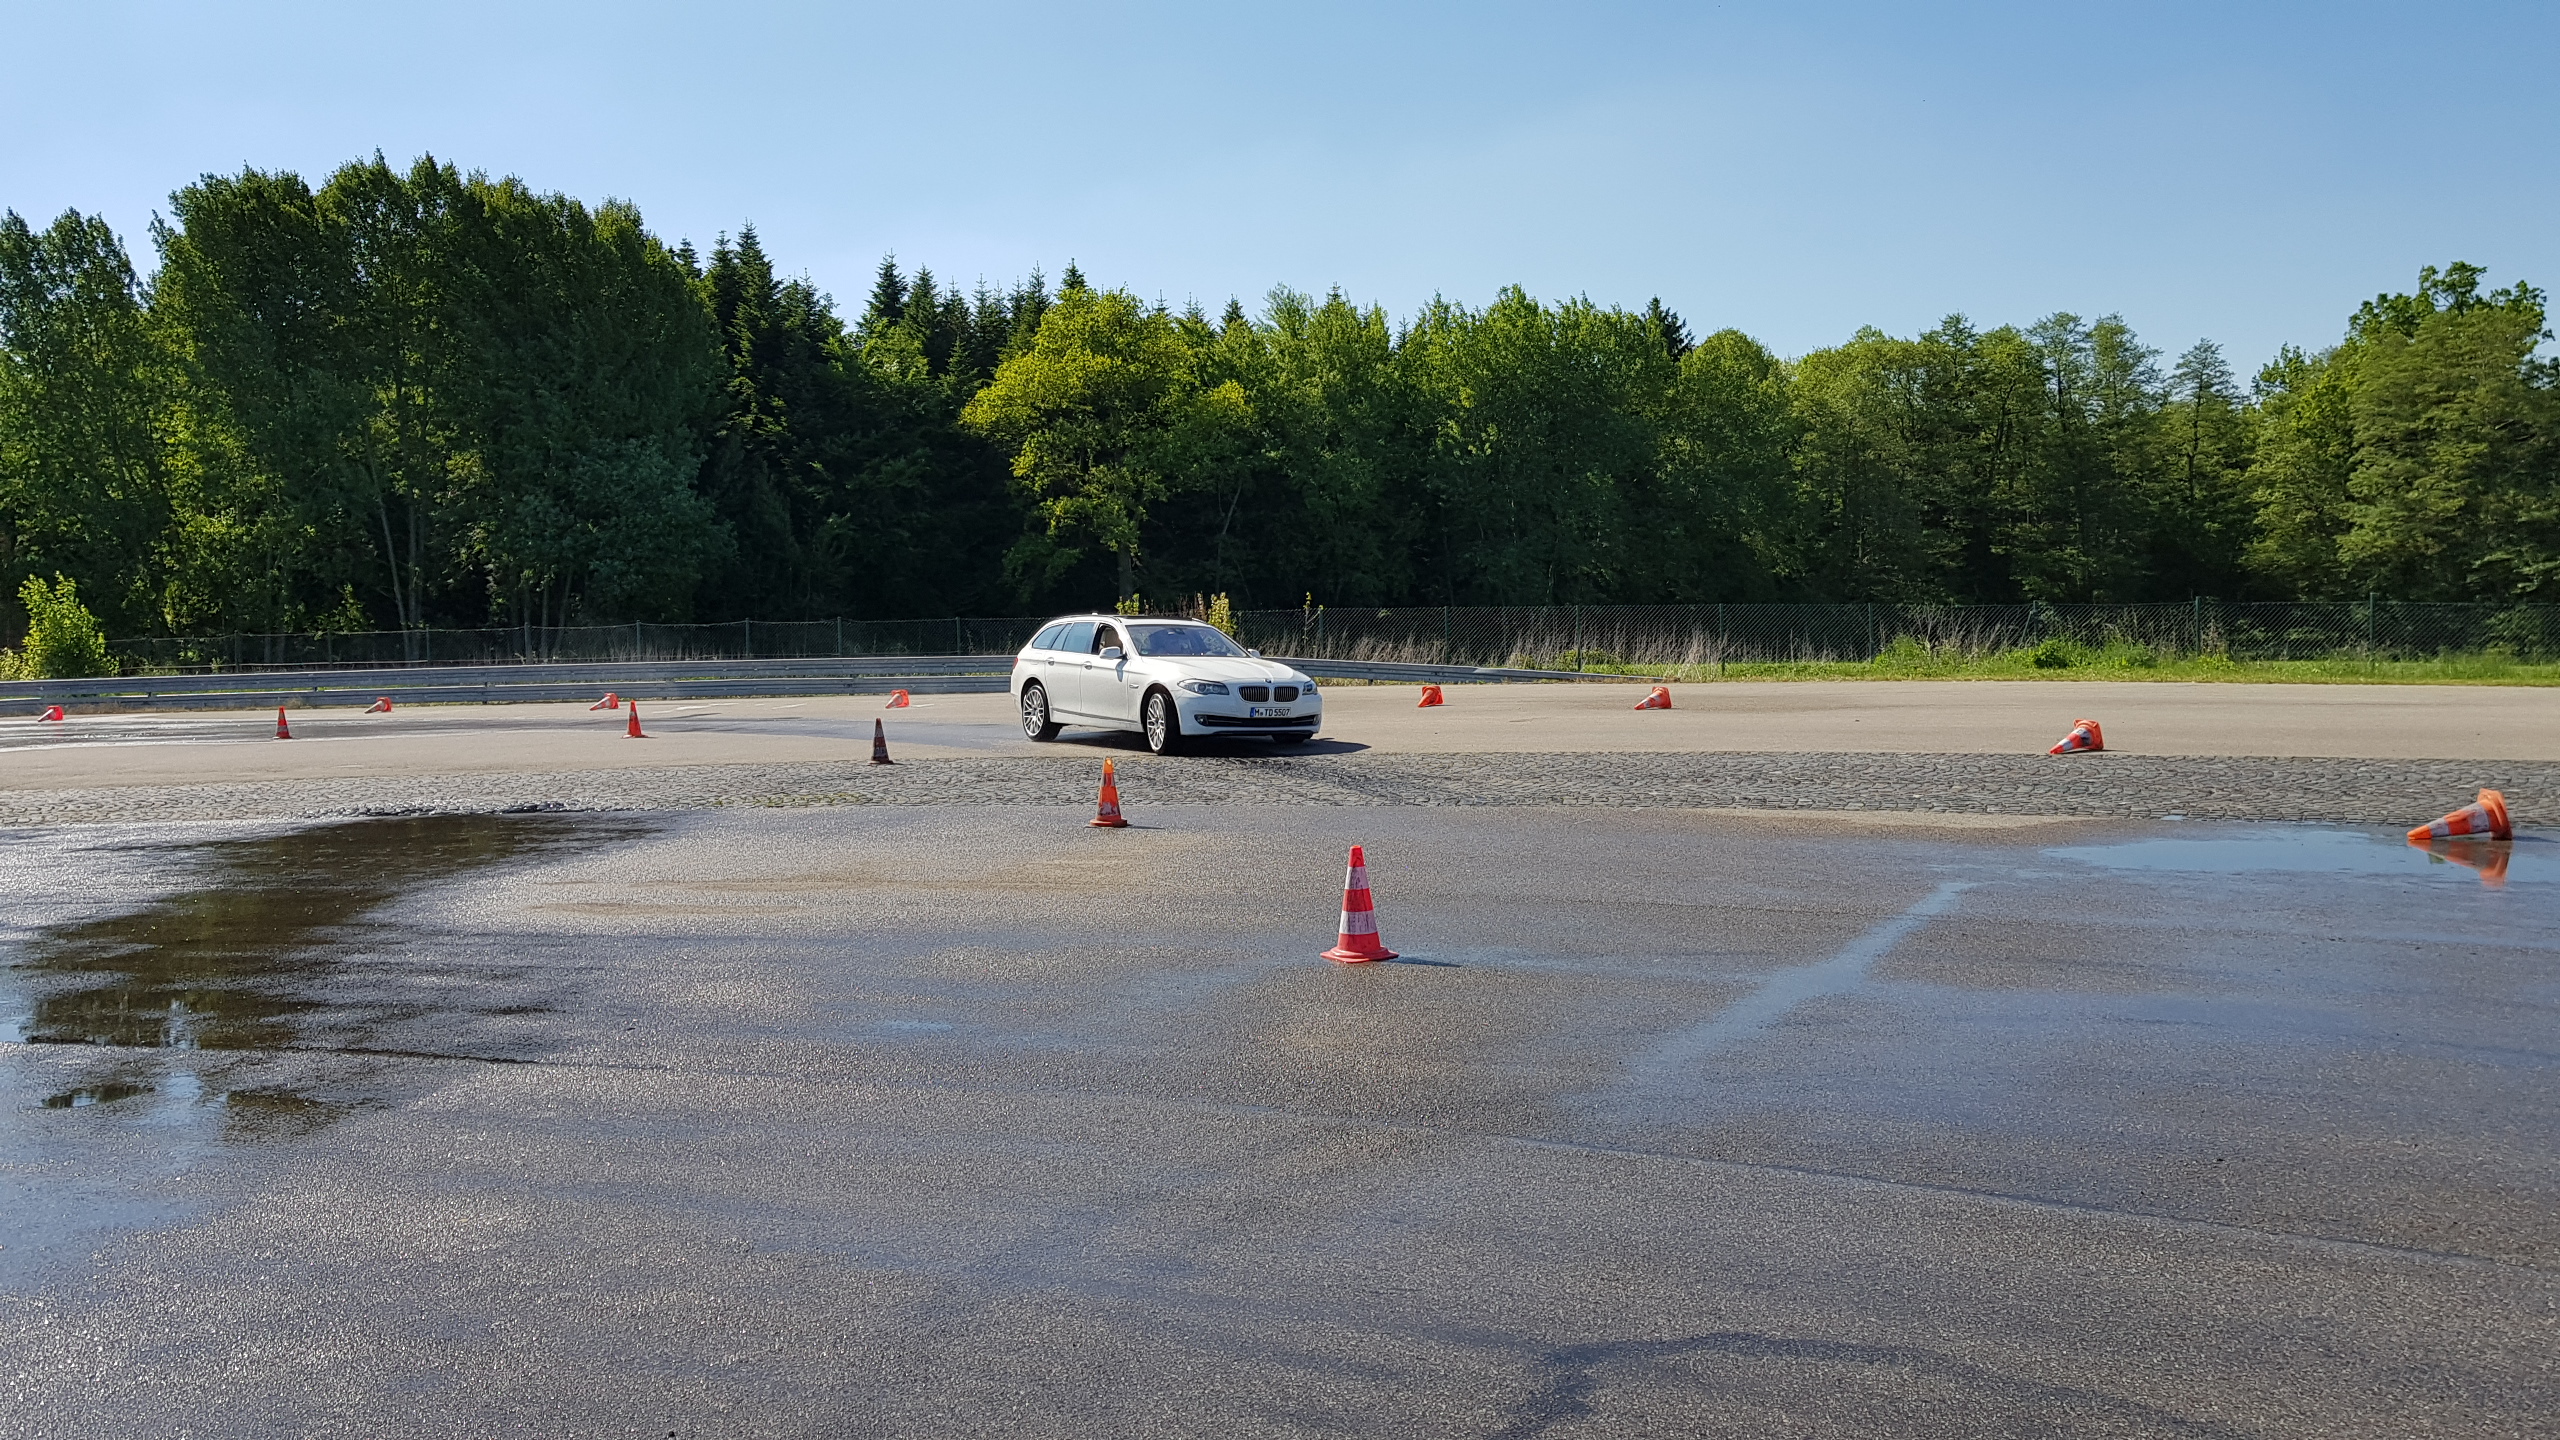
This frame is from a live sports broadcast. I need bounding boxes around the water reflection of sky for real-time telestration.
[2047,827,2547,886]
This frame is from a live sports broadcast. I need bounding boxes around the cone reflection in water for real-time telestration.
[886,689,911,709]
[1634,685,1672,710]
[1322,844,1397,963]
[869,718,893,765]
[2407,788,2511,843]
[627,704,646,738]
[1089,759,1129,827]
[1417,684,1444,708]
[2414,836,2511,888]
[2048,718,2105,755]
[274,707,292,740]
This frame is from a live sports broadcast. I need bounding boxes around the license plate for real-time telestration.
[1247,705,1292,718]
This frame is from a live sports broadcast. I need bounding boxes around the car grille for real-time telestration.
[1197,713,1319,728]
[1239,685,1268,702]
[1273,685,1299,701]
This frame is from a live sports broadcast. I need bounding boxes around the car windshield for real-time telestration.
[1129,623,1247,659]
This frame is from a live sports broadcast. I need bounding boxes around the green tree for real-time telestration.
[961,284,1247,603]
[1,573,113,678]
[0,210,172,636]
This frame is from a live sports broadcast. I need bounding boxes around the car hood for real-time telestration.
[1148,656,1311,685]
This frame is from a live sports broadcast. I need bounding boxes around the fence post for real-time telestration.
[634,619,642,658]
[1573,603,1583,672]
[743,616,751,659]
[954,616,962,654]
[2191,595,2201,657]
[836,617,843,657]
[2366,591,2376,671]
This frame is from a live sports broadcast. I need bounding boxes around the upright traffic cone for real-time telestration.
[869,718,893,765]
[1322,845,1398,963]
[1089,759,1129,827]
[37,705,63,723]
[366,696,393,714]
[2407,788,2511,843]
[588,692,620,711]
[1417,684,1445,708]
[2047,719,2104,755]
[626,704,647,739]
[274,707,292,740]
[886,689,911,709]
[1634,685,1672,710]
[2417,836,2511,888]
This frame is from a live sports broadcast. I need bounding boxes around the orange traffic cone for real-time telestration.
[2417,836,2511,888]
[1089,759,1129,827]
[274,707,292,740]
[2408,788,2511,843]
[1322,845,1398,963]
[869,718,893,765]
[366,696,393,714]
[886,689,911,709]
[626,704,647,739]
[37,705,63,723]
[1634,685,1672,710]
[588,692,620,711]
[1417,684,1445,708]
[2048,719,2105,755]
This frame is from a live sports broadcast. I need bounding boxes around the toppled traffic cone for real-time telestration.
[1322,845,1398,963]
[869,718,893,765]
[2048,718,2105,755]
[274,707,292,740]
[1634,685,1672,710]
[1417,684,1445,708]
[1089,759,1129,828]
[37,705,63,723]
[626,704,647,739]
[2408,788,2511,843]
[886,690,911,709]
[366,696,393,714]
[588,692,620,711]
[2416,836,2511,888]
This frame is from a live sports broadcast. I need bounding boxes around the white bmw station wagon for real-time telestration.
[1012,615,1322,755]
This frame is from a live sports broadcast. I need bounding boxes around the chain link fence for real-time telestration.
[1233,602,2560,668]
[102,602,2560,673]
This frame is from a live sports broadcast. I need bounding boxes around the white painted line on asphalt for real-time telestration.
[1635,880,1974,1084]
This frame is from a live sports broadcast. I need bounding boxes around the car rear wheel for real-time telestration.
[1020,683,1062,741]
[1143,689,1184,756]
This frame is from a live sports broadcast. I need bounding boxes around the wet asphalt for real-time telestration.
[1,808,2554,1438]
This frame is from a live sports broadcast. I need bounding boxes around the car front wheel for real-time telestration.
[1143,688,1184,755]
[1021,683,1062,741]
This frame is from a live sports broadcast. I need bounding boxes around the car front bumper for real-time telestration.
[1176,692,1320,734]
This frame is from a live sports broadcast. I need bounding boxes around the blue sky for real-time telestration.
[4,1,2553,369]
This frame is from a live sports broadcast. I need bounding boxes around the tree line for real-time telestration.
[2,153,2554,642]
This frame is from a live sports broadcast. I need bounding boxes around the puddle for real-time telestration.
[2047,826,2545,887]
[5,812,653,1052]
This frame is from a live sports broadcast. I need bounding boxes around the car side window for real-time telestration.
[1093,624,1123,655]
[1031,623,1068,651]
[1060,621,1095,653]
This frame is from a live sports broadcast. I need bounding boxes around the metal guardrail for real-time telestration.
[1,654,1620,712]
[1276,658,1631,685]
[0,657,1018,711]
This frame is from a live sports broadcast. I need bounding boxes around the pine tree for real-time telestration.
[863,255,907,333]
[1220,297,1248,331]
[1645,297,1695,361]
[1060,261,1087,294]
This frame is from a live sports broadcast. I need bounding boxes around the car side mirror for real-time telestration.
[1100,646,1124,660]
[1246,649,1261,658]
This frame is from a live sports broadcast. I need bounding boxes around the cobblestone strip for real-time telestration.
[0,751,2550,828]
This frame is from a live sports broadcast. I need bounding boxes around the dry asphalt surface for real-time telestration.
[2,681,2554,1436]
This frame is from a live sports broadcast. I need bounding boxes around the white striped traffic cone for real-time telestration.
[2408,789,2511,843]
[1322,845,1397,963]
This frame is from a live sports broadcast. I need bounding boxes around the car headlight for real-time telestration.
[1177,679,1229,695]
